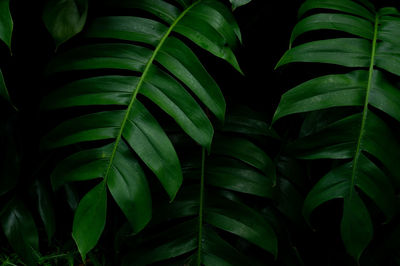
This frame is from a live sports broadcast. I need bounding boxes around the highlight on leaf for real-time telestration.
[274,0,400,261]
[41,0,243,260]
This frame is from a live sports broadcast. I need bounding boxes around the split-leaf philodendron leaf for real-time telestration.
[42,0,242,260]
[274,0,400,261]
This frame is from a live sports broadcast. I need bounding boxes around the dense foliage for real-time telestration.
[1,0,400,265]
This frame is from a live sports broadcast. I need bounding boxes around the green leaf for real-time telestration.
[121,121,278,265]
[205,195,278,258]
[0,199,40,265]
[106,142,152,233]
[0,69,10,102]
[303,154,396,226]
[32,181,56,242]
[51,144,114,190]
[156,37,226,121]
[122,219,198,266]
[43,0,88,48]
[229,0,252,11]
[273,70,400,124]
[302,163,349,224]
[290,13,374,47]
[273,71,367,123]
[206,158,275,198]
[276,38,371,69]
[72,182,107,261]
[341,191,373,261]
[123,101,182,200]
[43,0,242,259]
[298,0,375,21]
[275,3,400,261]
[211,136,276,180]
[0,0,12,49]
[108,0,180,24]
[0,69,16,110]
[202,228,250,266]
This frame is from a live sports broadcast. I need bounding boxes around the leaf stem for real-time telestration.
[197,147,206,266]
[350,14,379,197]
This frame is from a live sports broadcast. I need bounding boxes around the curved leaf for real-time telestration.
[0,199,40,265]
[0,0,12,49]
[230,0,252,11]
[121,122,277,265]
[43,0,88,47]
[275,1,400,261]
[290,13,373,46]
[42,0,242,258]
[297,0,375,21]
[72,182,107,261]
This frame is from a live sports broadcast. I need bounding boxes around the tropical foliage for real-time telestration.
[0,0,400,265]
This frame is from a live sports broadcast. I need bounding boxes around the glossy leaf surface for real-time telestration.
[42,0,242,259]
[122,114,277,265]
[275,0,400,261]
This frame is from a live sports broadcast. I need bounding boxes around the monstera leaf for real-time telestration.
[121,111,278,265]
[274,0,400,261]
[42,0,242,260]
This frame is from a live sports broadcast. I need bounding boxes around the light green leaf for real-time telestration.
[229,0,252,11]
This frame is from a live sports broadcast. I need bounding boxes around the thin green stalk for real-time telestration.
[350,14,379,197]
[103,0,201,184]
[197,147,206,266]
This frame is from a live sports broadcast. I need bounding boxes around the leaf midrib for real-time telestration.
[349,14,379,198]
[102,0,202,186]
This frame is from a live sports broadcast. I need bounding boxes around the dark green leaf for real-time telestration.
[0,199,40,265]
[298,0,375,21]
[341,191,373,261]
[43,0,88,47]
[33,181,56,242]
[0,0,12,49]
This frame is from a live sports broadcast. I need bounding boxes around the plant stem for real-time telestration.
[350,14,379,198]
[197,147,206,266]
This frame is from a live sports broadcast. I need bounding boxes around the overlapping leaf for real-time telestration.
[122,122,278,265]
[0,199,40,266]
[274,0,400,261]
[42,0,242,260]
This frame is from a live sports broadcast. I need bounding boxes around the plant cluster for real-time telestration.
[0,0,400,265]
